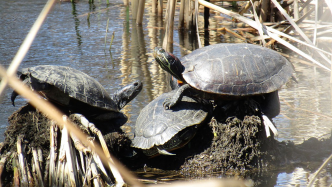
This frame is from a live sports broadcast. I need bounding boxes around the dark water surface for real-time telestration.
[0,0,331,186]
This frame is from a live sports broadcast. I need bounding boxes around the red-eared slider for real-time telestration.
[154,43,294,136]
[132,90,211,157]
[11,65,142,124]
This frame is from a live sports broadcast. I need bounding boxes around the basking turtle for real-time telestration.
[132,90,211,157]
[11,65,142,124]
[154,43,294,136]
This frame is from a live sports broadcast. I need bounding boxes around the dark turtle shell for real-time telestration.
[21,65,119,111]
[181,43,294,96]
[132,90,211,155]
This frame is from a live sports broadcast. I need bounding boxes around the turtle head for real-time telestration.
[112,80,143,110]
[153,47,185,82]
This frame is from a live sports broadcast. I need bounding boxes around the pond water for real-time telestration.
[0,0,331,186]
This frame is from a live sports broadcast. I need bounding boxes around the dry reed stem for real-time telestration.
[32,148,44,187]
[43,159,50,186]
[62,124,78,187]
[270,0,331,65]
[79,151,86,174]
[308,153,332,187]
[162,0,176,51]
[91,160,101,187]
[68,128,81,186]
[72,114,125,186]
[249,0,266,46]
[25,158,34,187]
[0,0,140,183]
[0,152,10,185]
[70,132,90,154]
[224,28,247,41]
[56,125,68,187]
[197,0,330,71]
[326,0,332,14]
[136,0,145,25]
[92,153,108,179]
[56,158,65,186]
[0,0,56,96]
[17,135,28,187]
[0,68,141,186]
[37,148,43,171]
[194,0,202,48]
[49,122,57,186]
[13,155,20,187]
[83,155,93,186]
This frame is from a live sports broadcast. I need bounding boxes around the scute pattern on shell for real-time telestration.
[181,43,294,96]
[22,65,118,111]
[132,91,209,149]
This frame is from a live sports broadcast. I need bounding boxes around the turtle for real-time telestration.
[11,65,143,125]
[153,43,294,137]
[132,89,212,157]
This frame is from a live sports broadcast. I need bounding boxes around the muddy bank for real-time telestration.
[129,98,332,179]
[1,101,331,183]
[0,104,131,185]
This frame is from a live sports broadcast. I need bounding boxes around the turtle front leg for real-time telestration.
[163,84,191,109]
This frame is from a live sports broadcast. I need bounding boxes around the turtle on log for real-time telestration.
[132,89,212,157]
[11,65,142,125]
[153,43,294,137]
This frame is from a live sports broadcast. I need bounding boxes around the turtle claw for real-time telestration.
[163,97,177,109]
[157,148,176,156]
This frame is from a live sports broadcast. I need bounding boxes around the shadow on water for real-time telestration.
[0,0,332,186]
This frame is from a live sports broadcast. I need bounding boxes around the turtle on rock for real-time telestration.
[132,89,212,157]
[153,43,294,137]
[11,65,143,126]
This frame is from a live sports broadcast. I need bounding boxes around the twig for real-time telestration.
[224,28,247,42]
[308,153,332,187]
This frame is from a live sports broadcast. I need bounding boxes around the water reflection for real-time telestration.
[71,2,83,49]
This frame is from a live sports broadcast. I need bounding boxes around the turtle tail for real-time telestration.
[11,73,29,107]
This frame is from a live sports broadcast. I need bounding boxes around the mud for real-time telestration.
[4,104,51,158]
[129,98,332,179]
[1,100,332,181]
[0,104,132,179]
